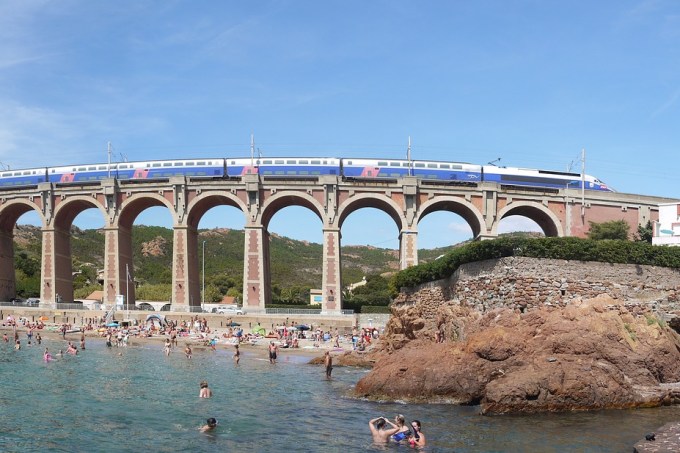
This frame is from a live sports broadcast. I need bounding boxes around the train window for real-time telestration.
[311,160,320,164]
[78,167,86,171]
[1,173,10,177]
[14,172,21,176]
[346,160,353,165]
[175,162,184,166]
[263,170,273,175]
[152,163,161,167]
[427,174,438,179]
[452,165,462,169]
[88,166,96,171]
[299,170,309,175]
[98,166,106,170]
[299,160,308,164]
[163,163,172,167]
[440,164,450,169]
[378,161,388,166]
[275,160,284,165]
[426,163,437,168]
[287,160,296,164]
[23,171,30,175]
[286,170,296,175]
[403,162,409,167]
[390,162,400,167]
[186,162,194,166]
[275,170,285,175]
[414,163,425,168]
[262,160,272,164]
[311,170,320,175]
[197,161,205,165]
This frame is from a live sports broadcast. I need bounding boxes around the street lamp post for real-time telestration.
[202,240,206,313]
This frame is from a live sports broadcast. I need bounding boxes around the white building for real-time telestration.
[653,202,680,247]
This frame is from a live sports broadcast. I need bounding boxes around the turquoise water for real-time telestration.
[2,337,680,452]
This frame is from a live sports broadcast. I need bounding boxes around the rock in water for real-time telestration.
[355,295,680,414]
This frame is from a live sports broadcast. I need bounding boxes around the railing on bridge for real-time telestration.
[264,308,354,315]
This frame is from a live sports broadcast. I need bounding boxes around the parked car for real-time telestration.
[25,298,40,306]
[216,306,245,315]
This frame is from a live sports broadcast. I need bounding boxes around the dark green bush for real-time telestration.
[389,237,680,296]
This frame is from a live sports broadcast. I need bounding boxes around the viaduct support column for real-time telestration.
[243,224,269,313]
[171,224,199,312]
[103,225,135,308]
[322,227,342,314]
[0,229,15,301]
[40,226,73,307]
[399,229,418,269]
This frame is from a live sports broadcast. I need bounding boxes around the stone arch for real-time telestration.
[186,191,248,230]
[259,191,325,229]
[52,195,107,230]
[493,201,563,237]
[417,196,486,239]
[0,199,47,301]
[0,199,47,231]
[118,193,176,229]
[336,193,405,231]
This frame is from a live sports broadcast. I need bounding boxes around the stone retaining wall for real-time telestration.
[395,257,680,317]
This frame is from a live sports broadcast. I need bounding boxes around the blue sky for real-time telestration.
[2,1,679,249]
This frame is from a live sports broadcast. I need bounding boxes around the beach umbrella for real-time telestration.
[39,316,49,321]
[286,326,297,331]
[296,325,310,331]
[228,321,241,327]
[106,322,119,327]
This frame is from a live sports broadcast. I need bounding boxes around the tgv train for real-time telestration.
[0,157,612,191]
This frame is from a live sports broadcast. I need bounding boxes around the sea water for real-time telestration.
[1,338,679,452]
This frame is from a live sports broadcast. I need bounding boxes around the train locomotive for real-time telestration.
[0,156,612,192]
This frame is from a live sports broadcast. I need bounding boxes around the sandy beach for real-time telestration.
[0,319,359,360]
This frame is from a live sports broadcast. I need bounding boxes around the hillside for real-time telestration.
[13,224,420,297]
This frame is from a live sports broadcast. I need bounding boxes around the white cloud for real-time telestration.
[497,216,542,234]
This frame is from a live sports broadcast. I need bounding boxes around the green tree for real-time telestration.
[635,220,653,243]
[587,220,630,240]
[204,284,222,303]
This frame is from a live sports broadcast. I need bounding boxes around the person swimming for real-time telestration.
[200,417,218,432]
[43,348,53,362]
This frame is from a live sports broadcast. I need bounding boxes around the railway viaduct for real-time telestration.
[0,175,675,313]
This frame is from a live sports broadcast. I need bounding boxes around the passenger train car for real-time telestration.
[0,156,612,191]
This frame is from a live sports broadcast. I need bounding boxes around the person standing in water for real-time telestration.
[409,420,426,447]
[324,351,333,379]
[233,344,240,364]
[268,341,278,364]
[199,381,212,398]
[368,416,399,444]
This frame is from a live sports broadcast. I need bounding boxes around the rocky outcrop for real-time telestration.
[355,292,680,414]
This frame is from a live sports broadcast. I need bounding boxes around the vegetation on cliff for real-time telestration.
[390,236,680,295]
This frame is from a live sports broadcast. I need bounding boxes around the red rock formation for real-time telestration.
[355,295,680,414]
